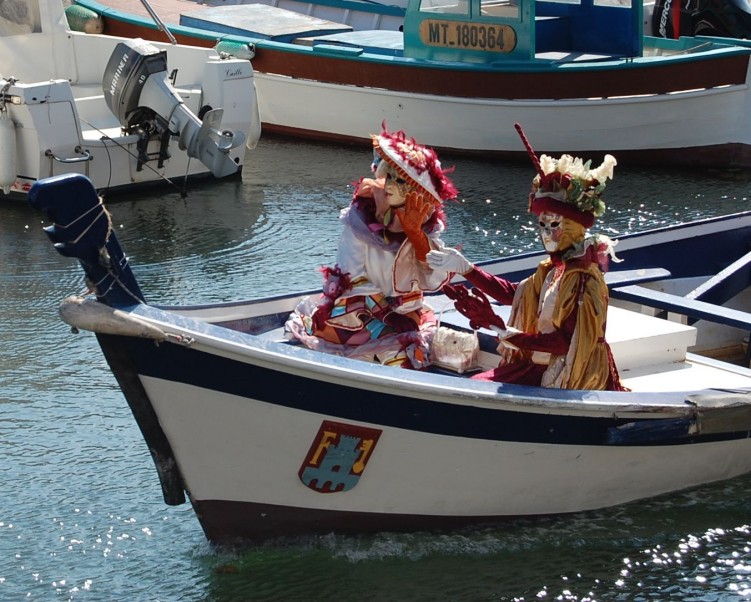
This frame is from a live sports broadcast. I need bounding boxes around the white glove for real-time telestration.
[491,325,521,349]
[426,248,473,275]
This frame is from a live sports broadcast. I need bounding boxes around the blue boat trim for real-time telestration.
[111,323,748,447]
[74,0,751,74]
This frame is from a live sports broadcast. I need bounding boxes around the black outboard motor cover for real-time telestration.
[103,38,168,126]
[653,0,751,39]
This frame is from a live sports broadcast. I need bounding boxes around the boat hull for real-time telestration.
[28,173,751,545]
[255,69,751,166]
[99,330,751,544]
[75,0,751,168]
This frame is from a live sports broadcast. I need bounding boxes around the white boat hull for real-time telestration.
[145,376,751,518]
[29,174,751,544]
[256,70,751,154]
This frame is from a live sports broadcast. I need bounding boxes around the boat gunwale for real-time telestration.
[75,0,751,75]
[105,297,751,418]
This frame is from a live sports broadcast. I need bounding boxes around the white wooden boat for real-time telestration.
[30,173,751,545]
[67,0,751,169]
[0,0,261,199]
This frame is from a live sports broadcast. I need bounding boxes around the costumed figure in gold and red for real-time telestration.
[427,124,626,390]
[287,126,458,368]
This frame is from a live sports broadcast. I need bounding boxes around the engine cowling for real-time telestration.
[102,38,245,178]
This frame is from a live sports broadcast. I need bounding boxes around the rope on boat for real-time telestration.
[88,263,144,305]
[54,198,146,305]
[55,196,111,245]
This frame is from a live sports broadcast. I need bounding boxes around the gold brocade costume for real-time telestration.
[432,130,624,389]
[504,257,614,390]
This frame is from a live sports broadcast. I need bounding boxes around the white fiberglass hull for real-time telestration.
[256,70,751,155]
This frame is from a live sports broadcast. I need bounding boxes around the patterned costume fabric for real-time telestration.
[287,127,456,369]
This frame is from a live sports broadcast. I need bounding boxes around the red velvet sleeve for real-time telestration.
[463,267,517,305]
[505,307,577,355]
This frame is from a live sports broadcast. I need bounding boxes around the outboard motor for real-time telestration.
[102,38,245,178]
[652,0,751,39]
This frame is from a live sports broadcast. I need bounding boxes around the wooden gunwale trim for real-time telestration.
[97,19,751,100]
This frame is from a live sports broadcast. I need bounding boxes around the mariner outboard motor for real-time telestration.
[653,0,751,39]
[102,38,244,178]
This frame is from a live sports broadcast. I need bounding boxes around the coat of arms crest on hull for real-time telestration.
[299,420,382,493]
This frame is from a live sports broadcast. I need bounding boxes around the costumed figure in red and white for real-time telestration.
[287,126,458,368]
[427,124,626,390]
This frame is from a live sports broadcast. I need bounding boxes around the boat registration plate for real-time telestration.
[419,20,516,52]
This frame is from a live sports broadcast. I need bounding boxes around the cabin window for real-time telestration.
[0,0,41,36]
[418,0,470,16]
[593,0,632,5]
[540,0,632,4]
[479,0,519,18]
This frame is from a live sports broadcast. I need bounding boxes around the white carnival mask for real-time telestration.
[383,166,410,208]
[538,211,564,252]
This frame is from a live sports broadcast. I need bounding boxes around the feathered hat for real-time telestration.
[514,123,616,228]
[372,126,457,204]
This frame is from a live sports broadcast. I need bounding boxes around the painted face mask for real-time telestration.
[538,211,564,252]
[384,166,411,208]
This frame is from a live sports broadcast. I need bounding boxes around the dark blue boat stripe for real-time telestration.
[124,337,745,447]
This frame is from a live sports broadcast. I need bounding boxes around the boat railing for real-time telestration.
[138,0,177,44]
[45,147,93,166]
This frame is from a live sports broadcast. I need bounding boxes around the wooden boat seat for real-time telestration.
[611,283,751,366]
[611,285,751,333]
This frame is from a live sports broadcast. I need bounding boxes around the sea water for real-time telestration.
[1,136,750,601]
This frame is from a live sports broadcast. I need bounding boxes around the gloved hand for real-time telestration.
[494,325,522,349]
[311,297,335,332]
[395,192,432,262]
[444,283,506,331]
[426,247,473,275]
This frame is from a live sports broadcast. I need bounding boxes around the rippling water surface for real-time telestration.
[1,136,751,601]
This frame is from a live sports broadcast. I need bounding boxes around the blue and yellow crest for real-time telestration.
[299,421,382,493]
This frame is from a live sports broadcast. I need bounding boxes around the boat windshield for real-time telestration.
[479,0,519,18]
[418,0,521,17]
[417,0,469,15]
[0,0,41,36]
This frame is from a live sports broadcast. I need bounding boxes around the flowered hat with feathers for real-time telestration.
[515,123,616,227]
[371,125,457,204]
